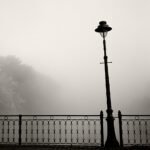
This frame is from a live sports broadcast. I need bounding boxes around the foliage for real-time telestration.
[0,55,57,114]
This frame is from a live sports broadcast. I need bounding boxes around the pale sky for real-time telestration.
[0,0,150,114]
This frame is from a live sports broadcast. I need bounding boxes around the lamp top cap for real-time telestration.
[95,21,112,33]
[99,21,107,25]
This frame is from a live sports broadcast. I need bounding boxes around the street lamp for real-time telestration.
[95,21,119,148]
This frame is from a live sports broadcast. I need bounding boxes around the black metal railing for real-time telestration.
[118,111,150,147]
[0,112,104,146]
[0,111,150,148]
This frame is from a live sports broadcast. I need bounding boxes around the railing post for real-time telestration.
[100,111,104,147]
[118,110,123,147]
[19,114,22,145]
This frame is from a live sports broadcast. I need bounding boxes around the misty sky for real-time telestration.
[0,0,150,115]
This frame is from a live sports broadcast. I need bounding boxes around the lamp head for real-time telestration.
[95,21,112,38]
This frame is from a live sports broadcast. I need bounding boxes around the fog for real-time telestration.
[0,0,150,115]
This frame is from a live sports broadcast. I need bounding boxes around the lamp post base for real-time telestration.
[105,114,120,149]
[105,136,120,148]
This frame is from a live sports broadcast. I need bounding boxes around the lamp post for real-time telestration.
[95,21,119,148]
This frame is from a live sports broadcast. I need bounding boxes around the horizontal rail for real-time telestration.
[122,115,150,117]
[0,115,100,117]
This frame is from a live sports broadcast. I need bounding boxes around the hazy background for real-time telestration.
[0,0,150,115]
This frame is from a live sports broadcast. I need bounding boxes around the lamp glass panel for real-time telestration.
[100,32,107,38]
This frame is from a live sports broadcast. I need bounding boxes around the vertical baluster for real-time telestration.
[0,118,1,142]
[65,120,67,143]
[67,116,71,144]
[133,120,136,144]
[13,120,15,143]
[31,120,33,143]
[127,121,130,144]
[84,116,88,144]
[0,116,2,143]
[70,120,73,143]
[48,120,50,144]
[53,120,56,143]
[59,121,61,143]
[94,120,96,143]
[76,121,79,143]
[100,111,104,147]
[25,121,28,143]
[145,121,148,144]
[7,120,10,143]
[88,120,91,144]
[42,120,44,143]
[139,120,142,144]
[19,115,22,145]
[4,117,7,143]
[82,119,85,143]
[2,120,4,143]
[36,120,38,143]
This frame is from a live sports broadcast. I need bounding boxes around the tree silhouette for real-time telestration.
[0,55,58,114]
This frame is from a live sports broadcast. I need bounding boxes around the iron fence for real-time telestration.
[0,112,104,146]
[0,111,150,148]
[118,111,150,147]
